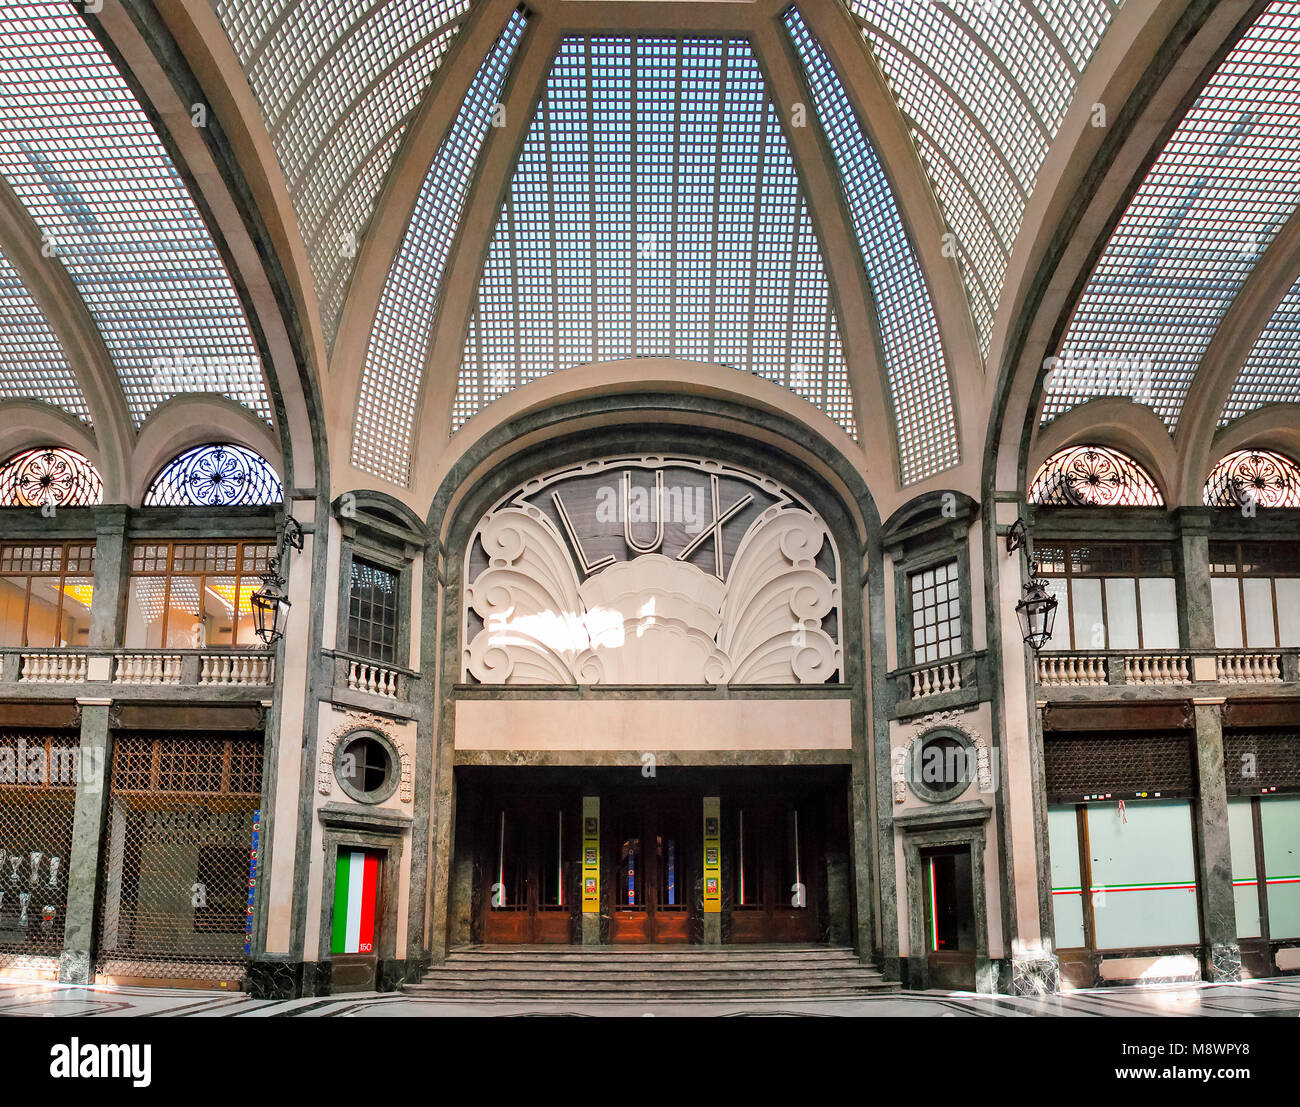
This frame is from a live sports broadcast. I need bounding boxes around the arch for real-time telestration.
[0,401,101,480]
[142,444,284,508]
[131,394,284,508]
[1208,404,1300,476]
[0,445,105,508]
[1202,447,1300,508]
[1027,444,1165,507]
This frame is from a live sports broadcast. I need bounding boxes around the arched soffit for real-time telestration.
[1028,397,1178,506]
[842,0,1124,358]
[131,395,284,509]
[0,401,101,480]
[0,3,273,429]
[1209,405,1300,477]
[203,0,473,346]
[1039,0,1300,434]
[93,0,324,493]
[424,389,880,557]
[987,0,1263,495]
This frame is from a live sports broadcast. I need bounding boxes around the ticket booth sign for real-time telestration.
[702,797,721,914]
[582,796,600,913]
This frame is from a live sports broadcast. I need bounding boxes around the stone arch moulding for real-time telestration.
[892,708,994,805]
[0,401,101,480]
[317,712,412,805]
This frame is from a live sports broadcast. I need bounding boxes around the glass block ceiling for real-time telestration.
[210,0,471,346]
[352,8,526,484]
[0,0,271,427]
[452,35,855,452]
[1222,273,1300,423]
[0,242,89,422]
[785,8,958,484]
[844,0,1122,355]
[1043,0,1300,430]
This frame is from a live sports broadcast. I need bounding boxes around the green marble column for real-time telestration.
[57,699,114,984]
[1177,510,1215,651]
[1192,699,1241,982]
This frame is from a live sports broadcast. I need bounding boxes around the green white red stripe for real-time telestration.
[332,849,378,954]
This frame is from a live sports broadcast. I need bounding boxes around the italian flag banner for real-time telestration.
[332,850,378,955]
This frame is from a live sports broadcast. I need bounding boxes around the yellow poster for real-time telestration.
[582,796,600,913]
[702,796,721,914]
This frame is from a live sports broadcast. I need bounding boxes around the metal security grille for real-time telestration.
[1044,732,1195,803]
[1224,730,1300,795]
[95,732,262,983]
[0,730,78,973]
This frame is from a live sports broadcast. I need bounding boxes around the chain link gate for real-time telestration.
[0,730,79,976]
[94,731,263,984]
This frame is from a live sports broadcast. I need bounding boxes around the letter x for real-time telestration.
[677,475,751,580]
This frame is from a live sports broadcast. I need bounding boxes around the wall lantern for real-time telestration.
[1016,573,1058,650]
[251,516,304,647]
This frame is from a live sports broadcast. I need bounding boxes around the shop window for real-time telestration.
[1036,541,1178,651]
[1209,541,1300,648]
[347,558,399,664]
[909,560,962,662]
[0,542,94,647]
[1229,794,1300,941]
[1048,799,1200,951]
[124,540,273,649]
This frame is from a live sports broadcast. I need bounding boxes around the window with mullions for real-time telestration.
[124,541,273,649]
[1210,541,1300,649]
[347,558,398,664]
[909,560,962,663]
[1036,542,1178,651]
[0,542,94,647]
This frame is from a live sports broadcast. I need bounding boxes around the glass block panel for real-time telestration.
[845,0,1122,355]
[352,10,527,484]
[211,0,471,345]
[1044,2,1300,430]
[1222,276,1300,423]
[0,2,271,425]
[451,35,856,455]
[786,8,957,483]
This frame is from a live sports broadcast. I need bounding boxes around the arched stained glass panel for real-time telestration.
[1204,449,1300,508]
[144,444,283,508]
[1027,445,1164,507]
[0,447,103,507]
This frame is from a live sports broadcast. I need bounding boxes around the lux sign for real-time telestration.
[552,470,753,581]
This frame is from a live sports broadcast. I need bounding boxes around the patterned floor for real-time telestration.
[1,975,1298,1017]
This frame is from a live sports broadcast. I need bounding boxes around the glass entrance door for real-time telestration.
[921,846,976,989]
[483,806,574,943]
[609,804,692,943]
[730,805,819,942]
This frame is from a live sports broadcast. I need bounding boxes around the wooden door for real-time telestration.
[483,806,574,943]
[729,804,819,943]
[608,804,691,943]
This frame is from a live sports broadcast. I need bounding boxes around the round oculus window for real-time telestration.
[335,731,397,804]
[907,731,973,803]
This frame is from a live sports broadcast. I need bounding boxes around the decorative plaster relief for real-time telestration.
[463,456,843,685]
[318,712,412,804]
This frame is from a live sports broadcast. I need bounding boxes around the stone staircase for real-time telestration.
[406,945,898,1001]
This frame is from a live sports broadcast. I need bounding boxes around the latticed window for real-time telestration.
[1210,541,1300,648]
[1035,541,1178,650]
[908,560,962,663]
[0,447,103,508]
[1204,449,1300,508]
[1027,446,1163,506]
[143,444,283,507]
[347,558,398,663]
[0,542,95,648]
[125,540,274,649]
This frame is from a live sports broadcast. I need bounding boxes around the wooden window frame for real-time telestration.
[1036,540,1177,650]
[1209,539,1300,648]
[0,540,96,648]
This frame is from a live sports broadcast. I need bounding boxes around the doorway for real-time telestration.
[608,802,693,943]
[331,847,384,993]
[730,803,820,942]
[483,805,575,943]
[921,845,976,990]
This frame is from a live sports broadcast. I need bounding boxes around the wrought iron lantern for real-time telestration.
[1016,573,1058,650]
[251,517,304,646]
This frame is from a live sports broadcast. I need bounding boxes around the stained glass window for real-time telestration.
[0,447,103,508]
[143,444,284,508]
[1027,445,1164,506]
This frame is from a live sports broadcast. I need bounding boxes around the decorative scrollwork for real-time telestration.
[144,443,283,507]
[0,447,103,507]
[1027,445,1163,507]
[1203,449,1300,508]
